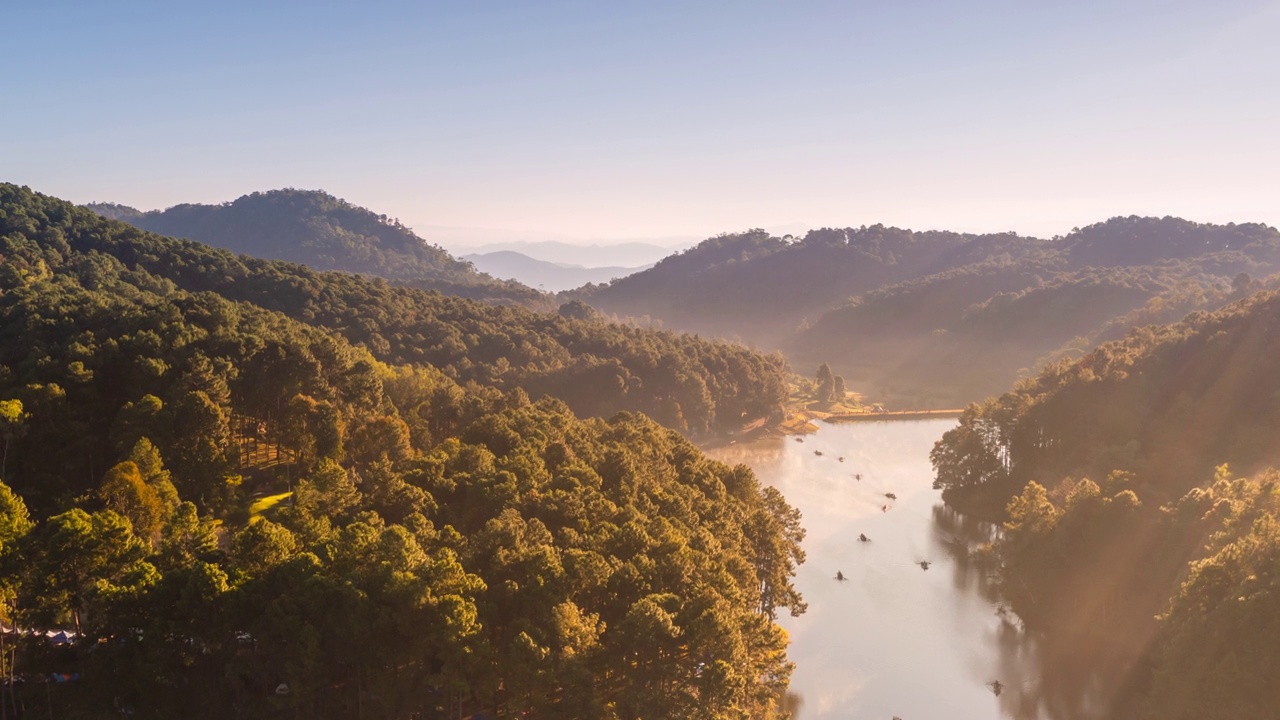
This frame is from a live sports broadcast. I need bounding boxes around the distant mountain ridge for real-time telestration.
[577,217,1280,407]
[578,226,1049,346]
[13,183,791,438]
[84,193,1280,408]
[85,189,546,306]
[795,217,1280,404]
[453,239,695,268]
[463,250,650,292]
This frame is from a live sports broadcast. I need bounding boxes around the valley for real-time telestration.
[48,182,1280,718]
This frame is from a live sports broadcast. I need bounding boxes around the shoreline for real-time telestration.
[704,404,963,450]
[824,408,964,422]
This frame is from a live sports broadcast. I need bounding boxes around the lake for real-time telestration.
[705,420,1111,720]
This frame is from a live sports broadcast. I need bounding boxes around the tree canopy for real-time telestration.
[930,289,1280,717]
[0,184,806,718]
[87,189,545,306]
[571,216,1280,408]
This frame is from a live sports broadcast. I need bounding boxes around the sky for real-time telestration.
[4,0,1278,243]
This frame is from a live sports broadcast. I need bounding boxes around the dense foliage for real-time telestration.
[932,290,1280,508]
[0,401,805,718]
[577,226,1045,348]
[931,290,1280,717]
[575,217,1280,407]
[87,189,545,305]
[11,185,789,438]
[798,218,1280,405]
[0,184,806,718]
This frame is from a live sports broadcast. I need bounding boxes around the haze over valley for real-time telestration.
[93,192,1280,412]
[461,250,652,293]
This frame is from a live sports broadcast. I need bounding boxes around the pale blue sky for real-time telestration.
[4,1,1278,240]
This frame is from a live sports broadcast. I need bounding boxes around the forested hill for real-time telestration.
[789,217,1280,406]
[934,288,1280,508]
[574,216,1279,408]
[5,184,789,437]
[576,226,1047,346]
[85,189,546,306]
[0,184,806,717]
[931,290,1280,718]
[1062,214,1280,267]
[795,255,1278,406]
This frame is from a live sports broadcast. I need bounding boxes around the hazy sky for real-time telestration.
[5,0,1278,241]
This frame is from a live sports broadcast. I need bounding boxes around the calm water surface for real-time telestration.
[705,420,1099,720]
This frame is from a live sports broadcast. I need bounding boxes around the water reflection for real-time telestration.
[702,420,1133,720]
[992,625,1143,720]
[930,504,1002,601]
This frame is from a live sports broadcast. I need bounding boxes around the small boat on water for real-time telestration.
[835,571,847,581]
[884,492,897,500]
[858,533,870,542]
[918,560,931,571]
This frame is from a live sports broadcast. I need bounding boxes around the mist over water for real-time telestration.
[705,420,1119,720]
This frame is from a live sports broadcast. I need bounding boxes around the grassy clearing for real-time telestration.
[248,491,293,524]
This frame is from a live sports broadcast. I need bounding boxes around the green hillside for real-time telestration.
[0,183,804,718]
[931,290,1280,718]
[86,189,546,306]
